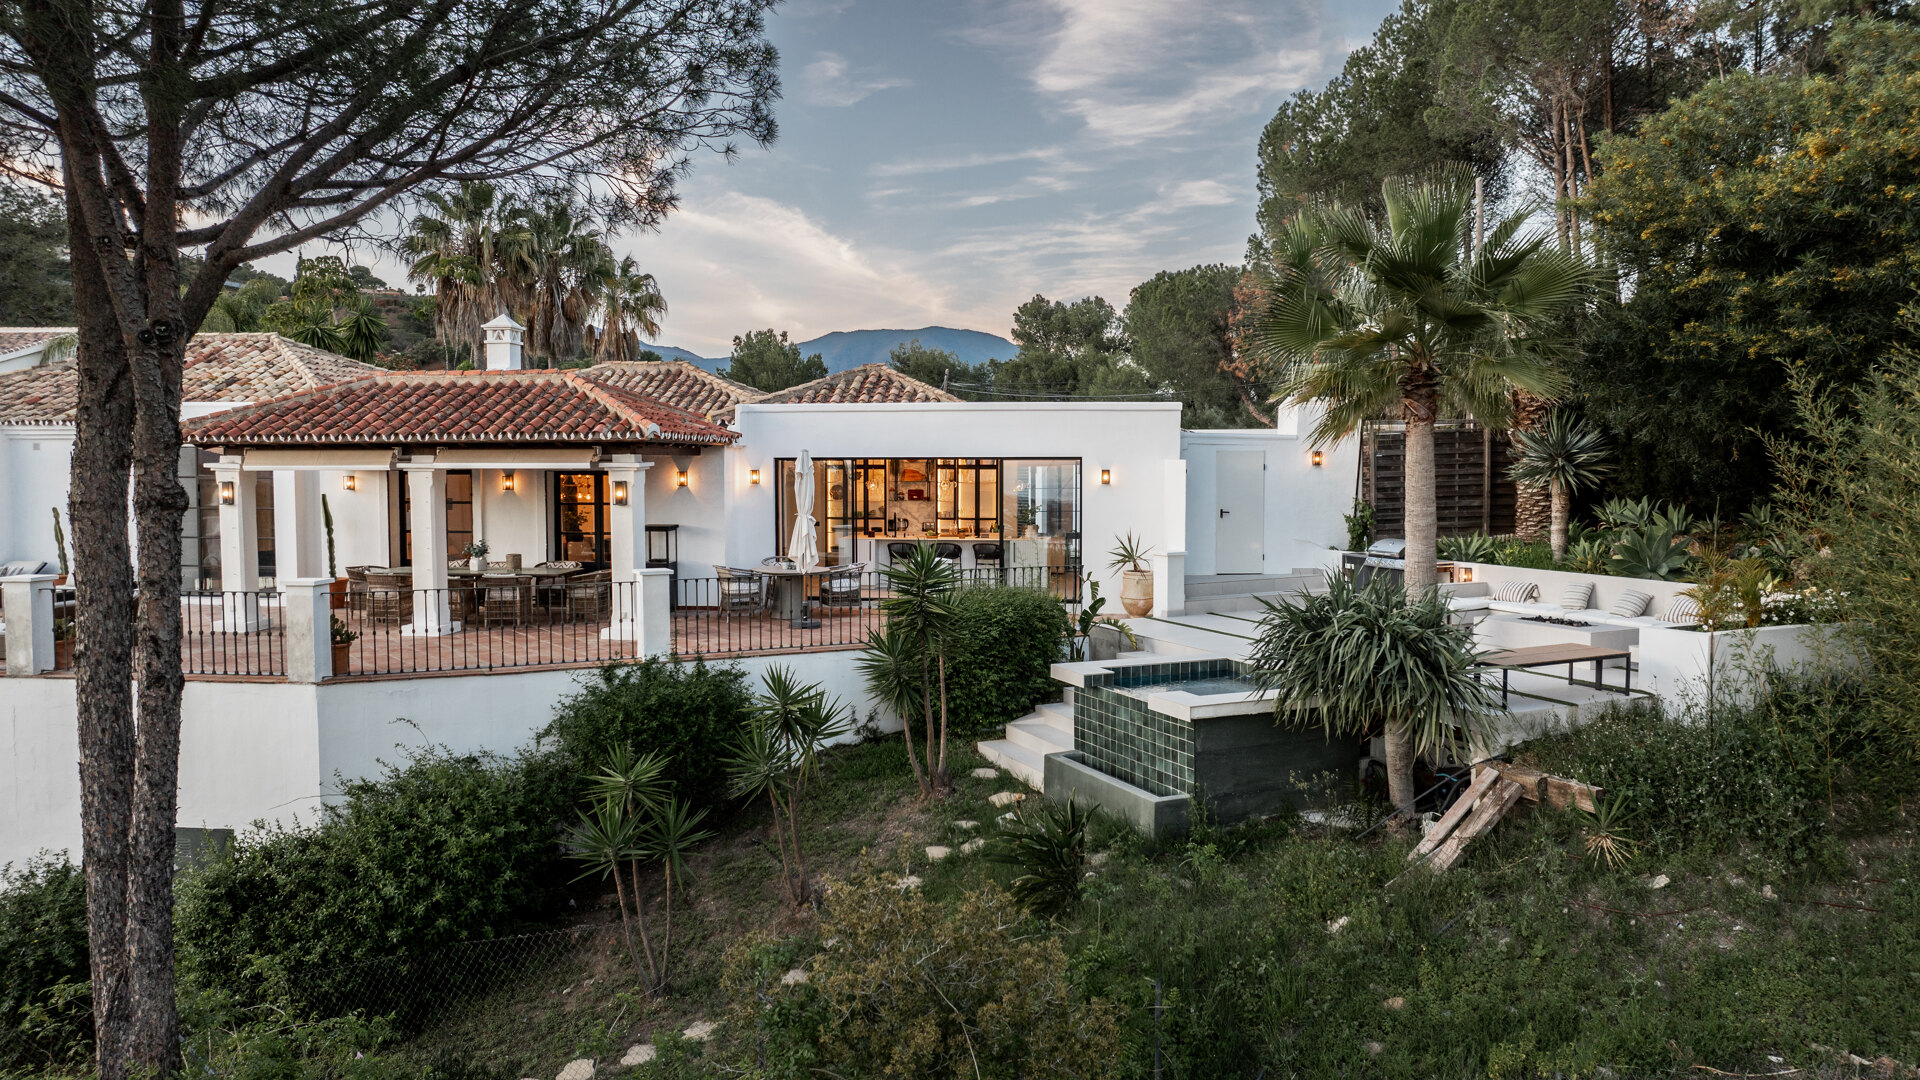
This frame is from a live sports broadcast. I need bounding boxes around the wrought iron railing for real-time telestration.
[181,590,287,677]
[331,580,638,676]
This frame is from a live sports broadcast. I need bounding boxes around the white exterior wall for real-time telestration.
[1,428,76,567]
[644,450,728,580]
[470,467,550,565]
[726,401,1186,599]
[1180,406,1357,578]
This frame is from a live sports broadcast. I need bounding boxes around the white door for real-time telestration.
[1214,450,1265,574]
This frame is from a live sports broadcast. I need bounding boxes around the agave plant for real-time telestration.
[1596,496,1655,532]
[1508,413,1613,561]
[1609,526,1692,580]
[1438,533,1499,564]
[1565,536,1610,575]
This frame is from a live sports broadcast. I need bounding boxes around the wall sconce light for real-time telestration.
[341,474,357,492]
[1311,450,1324,467]
[612,480,629,506]
[675,468,689,488]
[749,468,761,485]
[218,480,235,505]
[502,470,516,492]
[1100,469,1112,485]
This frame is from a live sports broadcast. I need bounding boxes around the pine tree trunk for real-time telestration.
[67,193,139,1080]
[1510,391,1553,541]
[1402,414,1439,598]
[1550,480,1571,562]
[1383,718,1418,820]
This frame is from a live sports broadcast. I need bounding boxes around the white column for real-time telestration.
[274,470,326,580]
[1154,459,1188,617]
[636,567,672,655]
[2,573,57,677]
[404,463,458,635]
[281,577,333,683]
[212,456,263,631]
[603,455,653,588]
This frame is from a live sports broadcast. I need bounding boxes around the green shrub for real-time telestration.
[946,585,1070,733]
[541,658,752,809]
[0,855,90,1072]
[177,747,572,1013]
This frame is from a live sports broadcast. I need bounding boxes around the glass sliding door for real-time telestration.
[1003,459,1081,598]
[554,472,609,568]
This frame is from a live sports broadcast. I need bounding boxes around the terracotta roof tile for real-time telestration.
[720,364,959,419]
[0,328,72,357]
[0,332,383,425]
[576,360,759,420]
[181,370,738,447]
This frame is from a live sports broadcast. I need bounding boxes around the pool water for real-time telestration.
[1118,676,1263,698]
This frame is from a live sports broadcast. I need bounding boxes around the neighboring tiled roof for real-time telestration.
[181,370,738,447]
[721,363,960,419]
[0,328,72,357]
[0,362,79,425]
[0,332,383,425]
[181,333,383,401]
[575,360,760,421]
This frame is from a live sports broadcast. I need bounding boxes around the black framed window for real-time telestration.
[554,472,609,569]
[397,470,473,565]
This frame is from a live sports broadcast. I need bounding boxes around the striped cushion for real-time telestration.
[1491,581,1538,603]
[1560,582,1595,610]
[1608,589,1653,618]
[1663,596,1702,623]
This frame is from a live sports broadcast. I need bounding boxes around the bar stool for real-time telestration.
[933,543,962,562]
[888,542,919,563]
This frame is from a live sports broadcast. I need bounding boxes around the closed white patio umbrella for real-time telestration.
[788,450,820,571]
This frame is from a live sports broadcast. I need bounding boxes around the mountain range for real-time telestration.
[642,326,1015,376]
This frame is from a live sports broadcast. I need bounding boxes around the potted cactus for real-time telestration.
[53,617,75,670]
[1108,531,1155,618]
[329,616,358,676]
[51,508,70,585]
[323,494,347,609]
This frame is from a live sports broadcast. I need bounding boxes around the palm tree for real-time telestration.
[1509,412,1612,561]
[1247,574,1502,819]
[857,546,960,799]
[1245,165,1591,597]
[502,200,610,365]
[401,181,523,353]
[594,255,668,364]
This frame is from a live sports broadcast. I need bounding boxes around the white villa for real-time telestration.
[0,317,1359,865]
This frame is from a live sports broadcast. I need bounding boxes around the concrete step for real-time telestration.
[1006,716,1072,757]
[976,738,1045,790]
[1184,574,1299,599]
[1032,700,1073,730]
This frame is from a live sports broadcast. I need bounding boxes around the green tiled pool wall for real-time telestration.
[1072,660,1241,797]
[1075,685,1192,796]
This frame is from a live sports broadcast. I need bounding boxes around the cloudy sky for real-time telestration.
[296,0,1401,356]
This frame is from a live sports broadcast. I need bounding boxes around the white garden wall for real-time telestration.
[1180,411,1357,578]
[1449,561,1696,614]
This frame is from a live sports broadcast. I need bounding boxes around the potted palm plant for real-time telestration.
[322,494,347,609]
[1108,532,1154,617]
[464,539,490,573]
[52,617,76,670]
[329,616,357,676]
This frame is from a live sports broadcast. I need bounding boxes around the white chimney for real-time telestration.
[482,313,525,370]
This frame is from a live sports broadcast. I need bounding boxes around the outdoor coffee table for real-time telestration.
[1478,642,1633,706]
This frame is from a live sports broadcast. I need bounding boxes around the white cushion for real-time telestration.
[1448,595,1492,612]
[1663,596,1701,623]
[1491,581,1539,603]
[1607,589,1653,618]
[1559,582,1595,610]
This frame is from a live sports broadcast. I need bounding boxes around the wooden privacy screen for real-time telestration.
[1361,422,1518,538]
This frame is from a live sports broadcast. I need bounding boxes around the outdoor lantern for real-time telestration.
[612,480,629,506]
[341,473,357,492]
[502,470,516,492]
[218,480,235,505]
[750,468,761,485]
[675,468,689,488]
[1100,469,1112,485]
[1460,567,1474,582]
[1311,450,1324,467]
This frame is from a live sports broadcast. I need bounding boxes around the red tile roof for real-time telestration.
[181,369,738,447]
[0,328,72,358]
[575,360,760,420]
[721,363,959,419]
[0,333,382,425]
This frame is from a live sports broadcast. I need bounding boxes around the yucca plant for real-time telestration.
[984,798,1094,919]
[1578,791,1640,871]
[858,545,961,799]
[1244,164,1591,596]
[1247,574,1502,819]
[1508,413,1613,562]
[727,667,850,909]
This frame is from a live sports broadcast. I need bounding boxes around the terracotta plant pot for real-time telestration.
[329,577,348,610]
[1119,569,1153,617]
[54,638,75,670]
[330,641,352,676]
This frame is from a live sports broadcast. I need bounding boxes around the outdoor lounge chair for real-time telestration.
[364,570,412,623]
[562,570,612,619]
[717,566,768,616]
[345,566,370,613]
[819,562,867,607]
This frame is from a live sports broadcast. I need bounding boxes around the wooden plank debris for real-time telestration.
[1408,761,1604,872]
[1427,779,1526,872]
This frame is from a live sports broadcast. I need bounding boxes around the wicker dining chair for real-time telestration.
[819,562,867,607]
[479,574,532,627]
[364,570,412,624]
[345,566,371,614]
[717,566,769,617]
[562,570,613,619]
